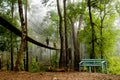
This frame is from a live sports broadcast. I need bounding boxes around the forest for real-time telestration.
[0,0,120,80]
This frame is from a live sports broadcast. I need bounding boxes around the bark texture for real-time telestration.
[11,0,14,71]
[14,0,26,71]
[88,0,95,59]
[25,0,29,71]
[70,19,80,71]
[57,0,66,68]
[63,0,68,68]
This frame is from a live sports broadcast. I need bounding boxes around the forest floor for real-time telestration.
[0,71,120,80]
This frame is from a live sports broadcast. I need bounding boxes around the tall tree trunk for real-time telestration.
[100,16,106,59]
[100,17,103,59]
[63,0,68,68]
[10,32,13,71]
[15,0,26,71]
[25,0,29,71]
[88,0,95,59]
[100,2,106,59]
[77,15,83,60]
[57,0,66,68]
[70,19,80,71]
[11,0,14,71]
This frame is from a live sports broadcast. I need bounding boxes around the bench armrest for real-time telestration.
[79,61,83,64]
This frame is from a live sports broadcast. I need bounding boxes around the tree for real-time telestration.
[0,0,18,71]
[63,0,69,68]
[25,0,29,71]
[14,0,26,71]
[56,0,66,68]
[10,0,16,71]
[88,0,95,59]
[67,1,86,71]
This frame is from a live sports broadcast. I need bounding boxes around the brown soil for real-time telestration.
[0,71,120,80]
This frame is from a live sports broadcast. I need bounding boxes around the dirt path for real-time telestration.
[0,71,120,80]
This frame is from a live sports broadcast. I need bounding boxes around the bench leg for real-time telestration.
[105,63,107,74]
[89,66,91,72]
[102,64,104,73]
[79,66,81,72]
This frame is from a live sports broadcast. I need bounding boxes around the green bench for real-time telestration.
[79,59,107,73]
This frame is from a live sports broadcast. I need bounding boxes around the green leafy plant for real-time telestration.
[51,52,59,68]
[108,56,120,74]
[29,58,40,72]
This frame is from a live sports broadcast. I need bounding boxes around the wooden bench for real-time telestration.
[79,59,107,73]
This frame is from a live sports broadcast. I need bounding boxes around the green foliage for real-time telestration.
[78,0,120,74]
[0,0,18,16]
[49,10,59,22]
[0,25,18,52]
[108,56,120,74]
[51,52,59,68]
[0,13,20,52]
[29,58,40,72]
[80,15,117,58]
[90,0,113,10]
[67,2,86,21]
[35,10,59,42]
[115,1,120,16]
[0,13,20,28]
[40,24,57,39]
[0,0,21,52]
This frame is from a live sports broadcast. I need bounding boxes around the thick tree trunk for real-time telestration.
[63,0,68,68]
[57,0,66,68]
[14,0,26,71]
[77,15,83,60]
[88,0,95,59]
[70,19,80,71]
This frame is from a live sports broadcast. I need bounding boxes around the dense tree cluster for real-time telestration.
[0,0,120,74]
